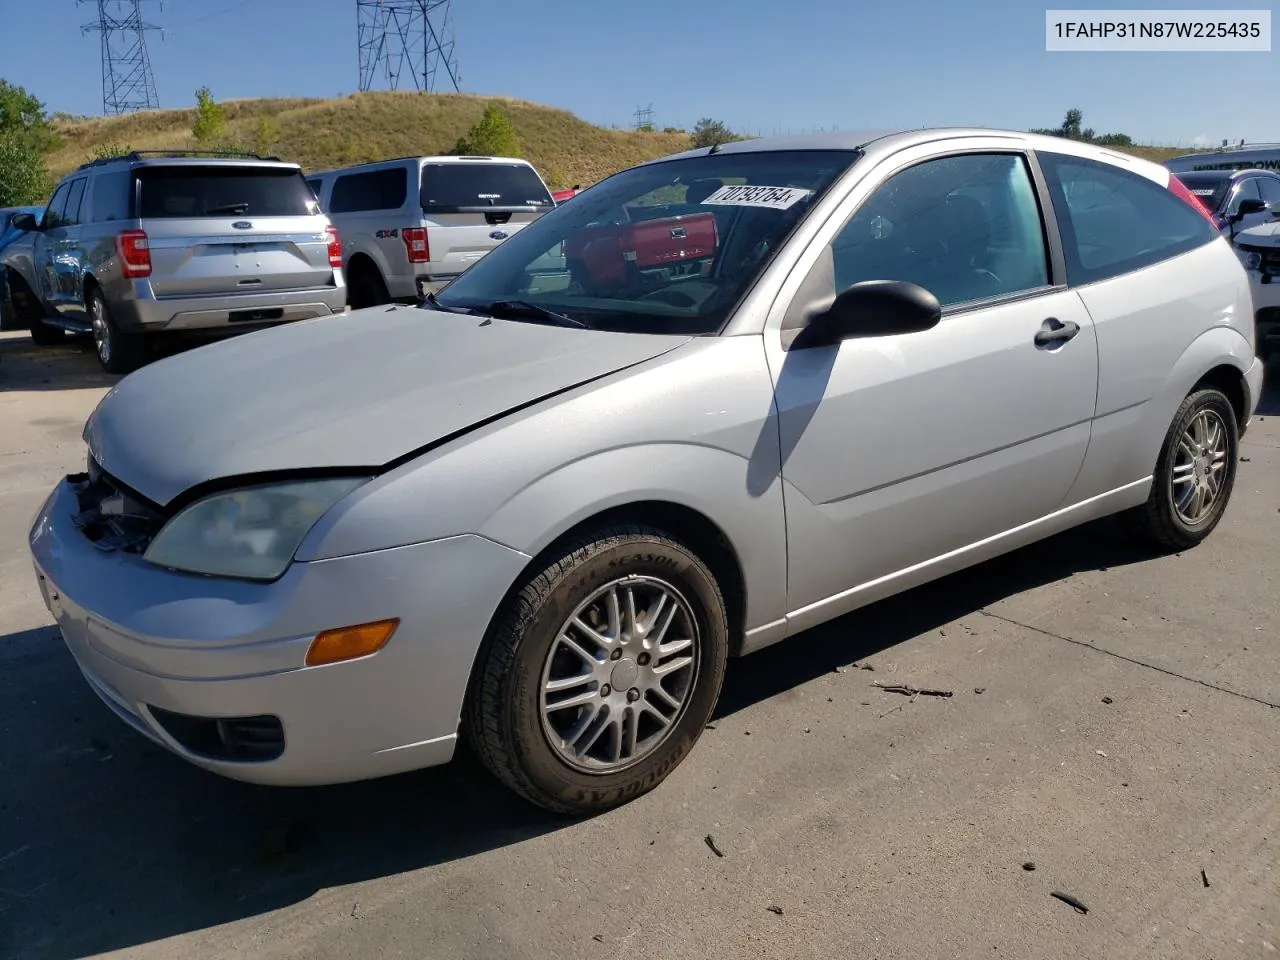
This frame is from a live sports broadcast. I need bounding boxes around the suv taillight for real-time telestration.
[1167,175,1220,226]
[325,225,343,268]
[403,227,429,264]
[117,230,151,279]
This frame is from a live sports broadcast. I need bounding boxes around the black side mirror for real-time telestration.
[797,280,942,348]
[11,213,39,232]
[1230,198,1267,223]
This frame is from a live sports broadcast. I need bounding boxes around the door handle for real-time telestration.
[1034,317,1080,347]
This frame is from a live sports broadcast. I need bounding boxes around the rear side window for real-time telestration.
[90,170,132,222]
[1260,178,1280,206]
[328,168,407,214]
[1172,172,1231,213]
[1039,153,1220,285]
[136,166,319,219]
[420,162,553,212]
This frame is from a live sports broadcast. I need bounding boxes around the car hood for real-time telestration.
[1237,219,1280,246]
[85,305,692,506]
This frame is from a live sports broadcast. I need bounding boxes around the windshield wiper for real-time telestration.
[206,203,250,215]
[481,299,589,329]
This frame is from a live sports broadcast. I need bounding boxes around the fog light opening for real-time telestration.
[305,618,400,667]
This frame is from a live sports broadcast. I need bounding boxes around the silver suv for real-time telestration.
[0,151,347,373]
[307,155,555,308]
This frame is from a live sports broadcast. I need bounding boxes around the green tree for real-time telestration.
[191,86,227,145]
[690,117,737,149]
[0,135,50,206]
[251,114,279,156]
[1061,108,1083,139]
[91,140,132,161]
[0,79,60,153]
[451,102,520,156]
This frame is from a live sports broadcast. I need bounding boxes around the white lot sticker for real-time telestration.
[701,184,811,209]
[1190,188,1216,196]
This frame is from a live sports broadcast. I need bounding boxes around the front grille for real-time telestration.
[149,706,286,762]
[69,458,168,554]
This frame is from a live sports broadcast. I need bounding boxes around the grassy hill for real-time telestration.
[46,91,1196,188]
[47,93,691,189]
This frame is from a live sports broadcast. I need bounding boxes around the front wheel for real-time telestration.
[1125,387,1239,551]
[466,525,729,815]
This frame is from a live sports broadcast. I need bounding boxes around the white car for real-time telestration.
[307,155,556,308]
[1234,218,1280,360]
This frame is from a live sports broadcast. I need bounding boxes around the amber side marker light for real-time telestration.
[305,619,400,667]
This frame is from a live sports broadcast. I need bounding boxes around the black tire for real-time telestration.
[1125,387,1239,551]
[465,525,729,815]
[347,260,390,310]
[88,288,147,374]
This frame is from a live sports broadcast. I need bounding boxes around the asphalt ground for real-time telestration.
[1,330,1276,960]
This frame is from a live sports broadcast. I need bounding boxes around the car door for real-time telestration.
[763,143,1099,626]
[50,177,88,319]
[33,181,72,308]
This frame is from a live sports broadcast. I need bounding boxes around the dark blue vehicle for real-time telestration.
[0,206,45,332]
[1168,168,1280,234]
[0,206,44,252]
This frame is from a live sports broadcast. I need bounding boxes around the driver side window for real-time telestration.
[826,153,1050,309]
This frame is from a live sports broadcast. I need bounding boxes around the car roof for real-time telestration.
[309,155,535,178]
[639,127,1170,181]
[72,154,302,175]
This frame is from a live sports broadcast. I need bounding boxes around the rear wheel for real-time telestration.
[1125,388,1239,551]
[89,288,147,374]
[466,525,729,815]
[347,260,390,310]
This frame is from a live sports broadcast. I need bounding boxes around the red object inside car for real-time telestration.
[564,212,719,289]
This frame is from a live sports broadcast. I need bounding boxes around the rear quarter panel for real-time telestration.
[1068,238,1256,499]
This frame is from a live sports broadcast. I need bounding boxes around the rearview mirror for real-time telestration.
[797,280,942,348]
[11,212,39,232]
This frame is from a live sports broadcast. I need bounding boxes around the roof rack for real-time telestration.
[75,149,286,172]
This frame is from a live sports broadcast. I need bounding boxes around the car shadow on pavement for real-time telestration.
[1254,354,1280,416]
[0,514,1160,960]
[0,335,119,393]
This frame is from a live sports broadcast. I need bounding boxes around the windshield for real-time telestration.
[430,150,859,335]
[1173,173,1231,213]
[421,162,554,212]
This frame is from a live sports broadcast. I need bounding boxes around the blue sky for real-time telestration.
[6,0,1277,146]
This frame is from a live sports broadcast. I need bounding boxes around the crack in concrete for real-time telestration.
[976,609,1280,710]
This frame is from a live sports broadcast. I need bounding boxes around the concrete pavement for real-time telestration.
[1,330,1276,960]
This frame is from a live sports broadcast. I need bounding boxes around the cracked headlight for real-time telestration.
[143,478,370,581]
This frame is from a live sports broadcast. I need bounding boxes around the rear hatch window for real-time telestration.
[137,165,320,219]
[420,162,553,213]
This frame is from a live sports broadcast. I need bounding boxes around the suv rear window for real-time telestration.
[137,166,318,219]
[1173,172,1232,213]
[420,162,553,212]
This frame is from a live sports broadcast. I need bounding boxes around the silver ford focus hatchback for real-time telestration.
[30,129,1265,814]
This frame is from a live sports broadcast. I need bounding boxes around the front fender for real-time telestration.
[476,443,788,634]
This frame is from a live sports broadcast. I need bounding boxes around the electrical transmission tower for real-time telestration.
[633,104,655,131]
[357,0,461,94]
[79,0,162,116]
